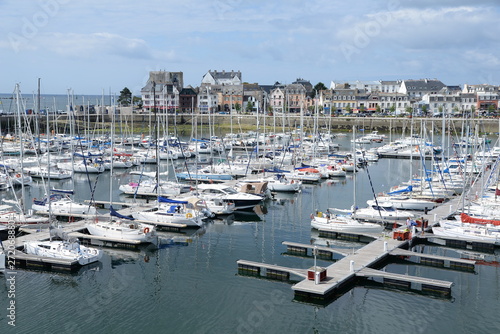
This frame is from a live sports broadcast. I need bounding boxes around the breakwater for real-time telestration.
[2,114,499,135]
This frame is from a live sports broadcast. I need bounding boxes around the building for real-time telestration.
[242,83,264,112]
[330,85,358,114]
[200,70,243,113]
[284,83,307,113]
[178,86,197,113]
[141,71,183,112]
[398,79,446,98]
[422,88,462,116]
[268,84,286,113]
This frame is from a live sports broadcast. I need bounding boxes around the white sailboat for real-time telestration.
[24,239,102,265]
[311,211,384,234]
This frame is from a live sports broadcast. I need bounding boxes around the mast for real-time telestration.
[36,78,41,153]
[15,84,26,216]
[44,80,53,223]
[153,81,161,208]
[352,125,357,212]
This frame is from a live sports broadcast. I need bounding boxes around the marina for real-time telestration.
[2,0,500,332]
[1,127,500,333]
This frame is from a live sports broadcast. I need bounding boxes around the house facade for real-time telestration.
[141,71,183,112]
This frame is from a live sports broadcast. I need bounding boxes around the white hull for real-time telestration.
[132,211,203,227]
[375,196,436,211]
[311,216,383,233]
[24,240,102,265]
[86,220,157,243]
[432,226,500,245]
[32,197,98,215]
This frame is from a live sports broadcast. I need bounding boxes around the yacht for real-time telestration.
[194,183,263,210]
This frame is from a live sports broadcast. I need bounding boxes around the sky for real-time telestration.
[0,0,499,95]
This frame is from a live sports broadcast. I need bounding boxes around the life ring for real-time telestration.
[143,227,150,234]
[186,213,193,218]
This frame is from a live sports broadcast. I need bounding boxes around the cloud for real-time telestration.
[15,32,158,59]
[335,6,500,53]
[397,0,500,9]
[463,50,500,68]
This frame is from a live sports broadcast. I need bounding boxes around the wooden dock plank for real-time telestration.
[237,259,308,278]
[292,238,407,295]
[390,248,476,265]
[356,267,453,288]
[282,241,349,257]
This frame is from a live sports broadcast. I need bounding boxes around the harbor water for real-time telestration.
[1,136,500,334]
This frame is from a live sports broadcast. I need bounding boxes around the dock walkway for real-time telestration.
[291,237,405,296]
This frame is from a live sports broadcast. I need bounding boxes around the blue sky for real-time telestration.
[1,0,499,95]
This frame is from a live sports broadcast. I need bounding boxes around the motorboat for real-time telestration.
[285,169,322,183]
[266,175,302,192]
[194,183,263,210]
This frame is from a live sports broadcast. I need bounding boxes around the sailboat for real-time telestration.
[32,192,98,216]
[32,95,97,218]
[313,126,385,233]
[86,96,157,243]
[24,238,103,265]
[310,210,384,233]
[0,83,50,227]
[131,197,204,227]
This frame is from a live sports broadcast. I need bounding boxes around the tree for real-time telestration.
[375,105,381,113]
[421,104,428,116]
[389,104,396,115]
[345,105,352,114]
[246,101,254,112]
[235,103,241,113]
[133,96,142,108]
[405,105,413,116]
[488,104,496,116]
[311,82,328,98]
[118,87,132,106]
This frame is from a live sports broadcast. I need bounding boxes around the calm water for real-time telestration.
[1,136,500,334]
